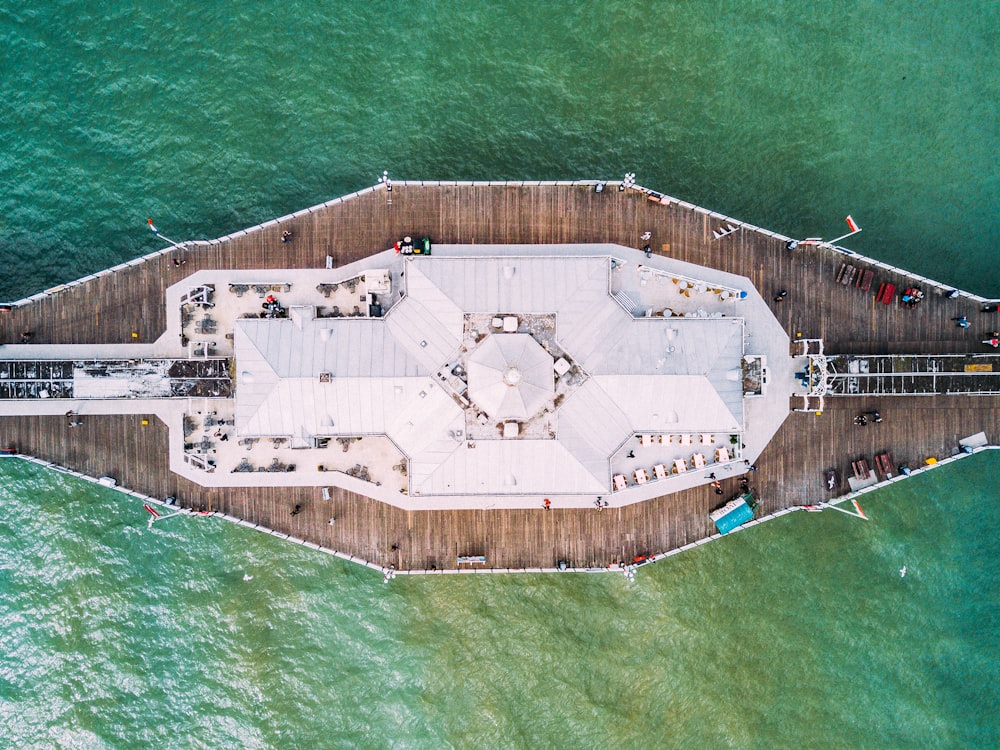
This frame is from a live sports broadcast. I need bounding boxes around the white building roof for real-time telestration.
[233,250,763,497]
[234,318,427,436]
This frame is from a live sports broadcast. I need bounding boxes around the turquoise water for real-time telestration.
[3,457,998,748]
[1,1,999,746]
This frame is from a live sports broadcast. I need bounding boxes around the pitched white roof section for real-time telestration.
[593,374,742,433]
[243,377,419,436]
[385,382,465,459]
[466,334,554,420]
[557,295,631,370]
[415,255,611,313]
[584,318,744,376]
[383,263,464,372]
[235,318,427,436]
[555,380,632,481]
[579,317,746,433]
[412,440,607,496]
[238,318,424,378]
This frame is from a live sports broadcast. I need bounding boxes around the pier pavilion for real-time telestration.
[1,180,999,572]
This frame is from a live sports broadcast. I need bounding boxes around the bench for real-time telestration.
[876,282,896,304]
[837,264,857,285]
[875,452,895,478]
[852,458,871,480]
[856,269,874,292]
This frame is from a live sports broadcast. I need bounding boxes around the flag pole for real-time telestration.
[146,218,182,248]
[146,508,191,529]
[827,228,862,245]
[826,215,862,246]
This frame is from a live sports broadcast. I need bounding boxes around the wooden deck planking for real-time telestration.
[1,184,996,571]
[1,394,993,571]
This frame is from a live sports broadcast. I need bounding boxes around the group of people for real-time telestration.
[262,294,285,318]
[854,410,883,427]
[708,471,754,498]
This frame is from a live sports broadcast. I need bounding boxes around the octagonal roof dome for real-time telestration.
[466,333,554,421]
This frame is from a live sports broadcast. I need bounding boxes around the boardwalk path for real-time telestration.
[0,184,995,570]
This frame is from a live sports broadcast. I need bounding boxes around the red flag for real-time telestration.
[143,503,161,518]
[845,215,860,233]
[147,218,159,235]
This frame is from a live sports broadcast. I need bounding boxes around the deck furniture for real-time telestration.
[639,434,652,447]
[857,269,874,292]
[875,452,895,478]
[613,473,628,490]
[653,464,668,479]
[715,447,730,462]
[634,468,649,484]
[692,453,706,469]
[852,458,871,480]
[673,458,688,474]
[876,282,896,304]
[837,264,857,285]
[679,433,692,445]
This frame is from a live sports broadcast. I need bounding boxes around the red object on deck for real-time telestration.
[858,269,874,292]
[143,503,161,518]
[875,452,895,477]
[876,283,895,304]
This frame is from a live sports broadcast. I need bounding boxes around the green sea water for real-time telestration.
[1,1,999,747]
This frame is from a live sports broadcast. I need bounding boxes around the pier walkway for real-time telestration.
[825,353,1000,396]
[0,182,997,571]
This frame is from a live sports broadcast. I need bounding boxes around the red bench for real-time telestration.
[876,283,895,304]
[875,452,895,477]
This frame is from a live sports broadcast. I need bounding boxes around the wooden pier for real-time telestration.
[1,183,997,571]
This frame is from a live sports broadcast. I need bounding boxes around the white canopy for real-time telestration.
[466,333,553,420]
